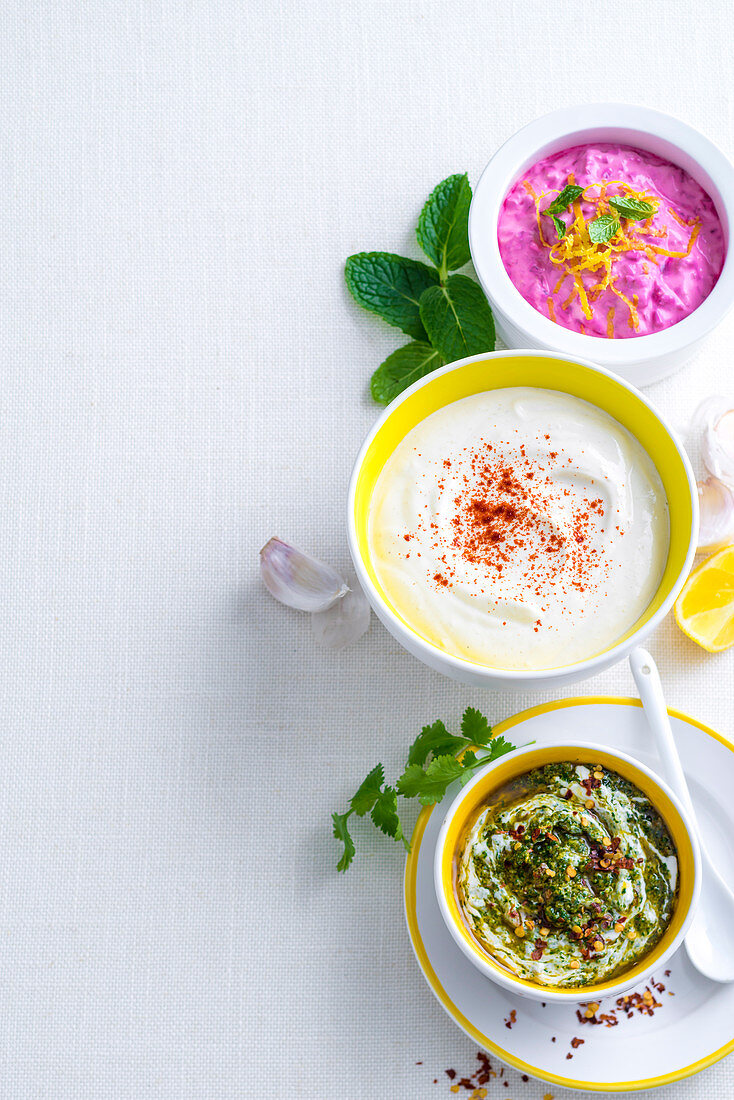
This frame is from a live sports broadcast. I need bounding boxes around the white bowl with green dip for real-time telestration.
[434,741,701,1003]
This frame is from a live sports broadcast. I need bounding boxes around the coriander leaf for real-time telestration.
[551,215,567,240]
[543,184,584,215]
[461,707,492,746]
[370,786,409,849]
[332,811,356,873]
[345,252,440,340]
[396,763,429,799]
[416,173,472,278]
[589,214,620,244]
[460,749,477,768]
[407,719,466,767]
[608,195,657,222]
[419,275,495,364]
[483,734,515,763]
[350,763,385,816]
[370,341,445,406]
[414,755,465,805]
[397,756,464,805]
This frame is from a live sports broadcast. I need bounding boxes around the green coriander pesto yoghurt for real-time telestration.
[457,762,678,988]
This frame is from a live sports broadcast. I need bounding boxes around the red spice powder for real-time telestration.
[406,435,609,612]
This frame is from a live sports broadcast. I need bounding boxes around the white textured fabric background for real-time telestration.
[1,0,733,1096]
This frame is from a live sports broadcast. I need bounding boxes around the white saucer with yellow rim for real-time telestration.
[404,697,734,1092]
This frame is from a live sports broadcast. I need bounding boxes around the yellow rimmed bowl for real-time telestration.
[433,740,701,1004]
[347,350,698,692]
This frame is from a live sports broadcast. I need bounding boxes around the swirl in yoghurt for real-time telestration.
[457,762,677,988]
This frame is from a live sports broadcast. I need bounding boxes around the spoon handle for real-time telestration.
[628,647,698,825]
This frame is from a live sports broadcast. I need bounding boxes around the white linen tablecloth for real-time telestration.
[1,0,733,1095]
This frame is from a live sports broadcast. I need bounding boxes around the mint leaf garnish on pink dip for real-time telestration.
[550,214,567,240]
[331,708,516,871]
[608,195,657,221]
[498,144,725,338]
[542,183,583,216]
[345,174,495,404]
[588,213,620,244]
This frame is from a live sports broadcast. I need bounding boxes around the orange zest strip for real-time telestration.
[647,221,700,258]
[610,280,639,331]
[669,206,698,227]
[528,174,698,336]
[574,274,593,321]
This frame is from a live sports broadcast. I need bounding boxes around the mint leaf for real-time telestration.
[461,707,492,746]
[407,719,466,767]
[416,173,472,278]
[589,214,620,244]
[543,184,584,215]
[345,252,439,340]
[332,811,356,873]
[350,763,385,816]
[370,341,445,406]
[419,275,495,364]
[550,215,567,240]
[608,195,657,222]
[370,786,409,848]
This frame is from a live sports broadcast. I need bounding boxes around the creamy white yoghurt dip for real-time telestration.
[368,388,669,670]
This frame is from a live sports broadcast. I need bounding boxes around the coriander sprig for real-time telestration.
[332,707,516,872]
[345,175,495,406]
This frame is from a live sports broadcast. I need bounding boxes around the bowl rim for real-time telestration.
[346,349,699,684]
[432,738,702,1003]
[468,103,734,364]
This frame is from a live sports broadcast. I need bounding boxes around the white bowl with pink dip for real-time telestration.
[469,105,734,386]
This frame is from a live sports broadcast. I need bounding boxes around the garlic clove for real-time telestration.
[311,577,371,649]
[260,537,348,612]
[692,396,734,487]
[697,476,734,552]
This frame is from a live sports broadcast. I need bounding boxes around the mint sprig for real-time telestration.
[345,174,495,406]
[331,708,517,871]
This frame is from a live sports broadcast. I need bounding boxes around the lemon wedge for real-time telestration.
[674,545,734,652]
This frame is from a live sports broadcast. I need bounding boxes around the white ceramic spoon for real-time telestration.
[629,646,734,983]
